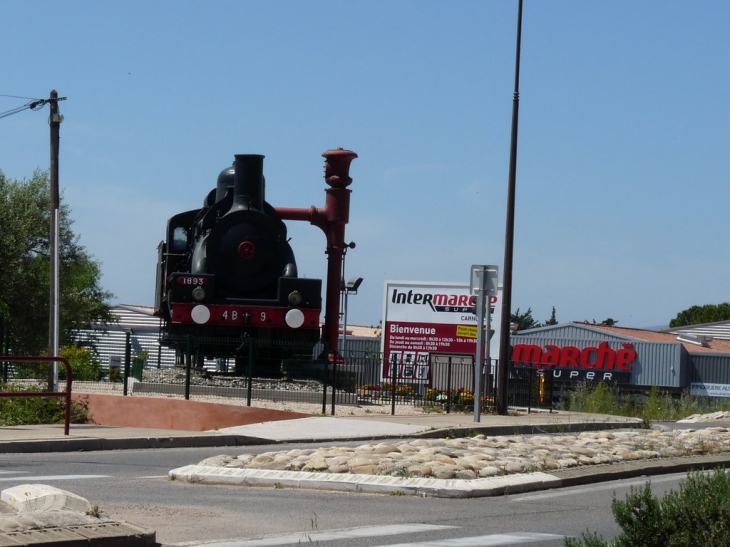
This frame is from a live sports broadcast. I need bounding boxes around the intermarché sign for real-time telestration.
[511,342,636,383]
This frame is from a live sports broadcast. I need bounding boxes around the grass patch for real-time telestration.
[564,382,730,422]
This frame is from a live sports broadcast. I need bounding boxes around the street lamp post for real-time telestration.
[496,0,524,416]
[341,277,363,358]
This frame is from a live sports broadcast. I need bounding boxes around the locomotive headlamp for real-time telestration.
[191,305,211,325]
[285,308,305,329]
[288,290,303,306]
[192,286,206,302]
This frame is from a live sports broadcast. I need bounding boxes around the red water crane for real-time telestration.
[275,148,358,359]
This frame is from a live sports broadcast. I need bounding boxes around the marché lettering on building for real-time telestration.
[512,342,637,370]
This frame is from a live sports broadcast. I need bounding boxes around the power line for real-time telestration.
[0,96,65,121]
[0,93,41,100]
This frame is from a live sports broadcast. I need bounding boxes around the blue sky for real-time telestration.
[2,1,728,330]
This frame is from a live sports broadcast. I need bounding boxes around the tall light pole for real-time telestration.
[0,91,64,383]
[496,0,524,415]
[48,90,65,392]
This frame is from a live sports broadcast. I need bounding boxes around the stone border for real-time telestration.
[168,464,562,498]
[169,454,730,499]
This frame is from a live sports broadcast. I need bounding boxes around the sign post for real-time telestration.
[470,265,499,422]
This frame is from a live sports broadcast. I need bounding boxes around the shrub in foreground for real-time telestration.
[566,468,730,547]
[0,384,89,425]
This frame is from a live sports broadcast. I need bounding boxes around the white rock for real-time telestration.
[2,484,92,514]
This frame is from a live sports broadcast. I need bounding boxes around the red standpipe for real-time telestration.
[275,148,358,359]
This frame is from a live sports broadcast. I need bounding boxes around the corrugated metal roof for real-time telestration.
[513,323,630,342]
[91,304,161,332]
[663,320,730,341]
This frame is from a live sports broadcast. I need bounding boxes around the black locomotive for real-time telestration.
[154,154,322,372]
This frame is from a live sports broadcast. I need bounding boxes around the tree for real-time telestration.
[544,306,558,326]
[0,169,114,354]
[669,303,730,328]
[584,318,619,326]
[510,307,559,331]
[510,308,542,331]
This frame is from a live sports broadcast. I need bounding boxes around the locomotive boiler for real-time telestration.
[154,154,323,372]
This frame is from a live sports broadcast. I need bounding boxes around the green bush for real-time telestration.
[0,383,89,425]
[59,345,104,381]
[566,468,730,547]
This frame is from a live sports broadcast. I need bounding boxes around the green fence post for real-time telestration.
[123,330,131,396]
[185,335,192,400]
[246,336,254,407]
[391,366,397,416]
[321,343,329,415]
[331,355,338,416]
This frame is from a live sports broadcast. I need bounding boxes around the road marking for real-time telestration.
[177,524,456,547]
[0,475,110,482]
[368,533,564,547]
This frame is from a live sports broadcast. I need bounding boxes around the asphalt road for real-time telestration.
[0,444,691,547]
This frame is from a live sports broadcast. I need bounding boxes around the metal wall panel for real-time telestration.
[336,338,381,355]
[690,353,730,384]
[628,342,683,388]
[75,329,177,371]
[508,336,684,388]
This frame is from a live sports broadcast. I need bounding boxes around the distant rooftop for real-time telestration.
[571,322,730,354]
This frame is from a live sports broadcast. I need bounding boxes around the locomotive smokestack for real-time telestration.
[233,154,265,210]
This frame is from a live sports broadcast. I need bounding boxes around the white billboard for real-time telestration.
[381,281,501,383]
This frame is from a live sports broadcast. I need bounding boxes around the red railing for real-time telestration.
[0,356,73,435]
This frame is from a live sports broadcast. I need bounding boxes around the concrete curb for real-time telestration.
[168,464,563,498]
[169,454,730,499]
[0,435,272,454]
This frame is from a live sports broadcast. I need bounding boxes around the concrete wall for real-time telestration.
[73,393,310,431]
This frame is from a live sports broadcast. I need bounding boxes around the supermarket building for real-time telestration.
[511,321,730,396]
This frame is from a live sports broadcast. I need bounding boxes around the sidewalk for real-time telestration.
[0,409,642,452]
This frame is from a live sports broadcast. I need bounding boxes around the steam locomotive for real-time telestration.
[154,154,322,372]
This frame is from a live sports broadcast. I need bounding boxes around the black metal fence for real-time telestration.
[19,335,498,415]
[505,363,555,412]
[1,335,572,415]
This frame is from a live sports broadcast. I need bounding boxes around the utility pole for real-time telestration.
[496,0,524,415]
[48,90,64,391]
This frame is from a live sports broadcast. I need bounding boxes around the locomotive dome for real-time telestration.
[215,165,235,203]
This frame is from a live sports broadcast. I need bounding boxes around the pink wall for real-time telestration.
[74,393,310,431]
